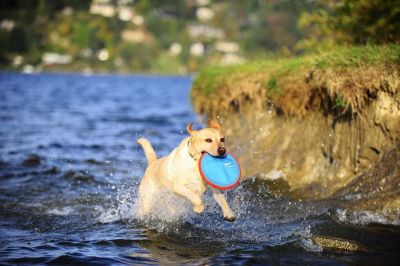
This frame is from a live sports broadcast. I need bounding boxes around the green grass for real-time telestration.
[192,44,400,116]
[193,44,400,96]
[333,96,347,109]
[266,76,278,92]
[312,44,400,69]
[193,60,272,95]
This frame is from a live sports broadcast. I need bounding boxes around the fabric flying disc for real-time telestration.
[198,153,241,190]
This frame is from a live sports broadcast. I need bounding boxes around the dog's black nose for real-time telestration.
[218,147,226,155]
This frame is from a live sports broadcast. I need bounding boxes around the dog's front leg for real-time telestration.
[212,189,236,222]
[173,184,204,213]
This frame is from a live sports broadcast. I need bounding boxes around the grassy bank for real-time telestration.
[192,45,400,117]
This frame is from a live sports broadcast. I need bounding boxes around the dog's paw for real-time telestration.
[224,216,237,222]
[193,203,205,213]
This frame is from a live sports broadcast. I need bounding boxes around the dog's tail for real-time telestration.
[137,138,157,163]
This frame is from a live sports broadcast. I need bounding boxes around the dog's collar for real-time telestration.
[187,140,201,161]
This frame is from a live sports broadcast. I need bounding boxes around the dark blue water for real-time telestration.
[0,72,399,265]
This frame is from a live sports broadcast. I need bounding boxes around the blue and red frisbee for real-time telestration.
[198,153,241,190]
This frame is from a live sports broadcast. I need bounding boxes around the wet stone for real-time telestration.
[85,159,105,165]
[62,170,95,183]
[22,154,41,167]
[44,166,61,175]
[310,235,369,253]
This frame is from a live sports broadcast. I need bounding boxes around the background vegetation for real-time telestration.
[0,0,399,74]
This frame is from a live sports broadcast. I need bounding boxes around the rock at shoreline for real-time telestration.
[310,235,369,253]
[22,154,41,167]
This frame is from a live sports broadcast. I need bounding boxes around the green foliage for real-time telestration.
[72,22,90,48]
[0,0,398,73]
[146,13,183,49]
[246,0,313,52]
[151,53,182,74]
[312,44,400,69]
[297,0,400,52]
[193,44,400,117]
[194,59,277,95]
[194,44,400,95]
[333,96,347,109]
[193,65,230,95]
[120,42,159,71]
[266,77,280,95]
[1,0,317,71]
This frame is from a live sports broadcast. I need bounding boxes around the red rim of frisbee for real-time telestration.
[198,152,241,190]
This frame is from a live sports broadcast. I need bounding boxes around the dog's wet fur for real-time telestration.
[137,120,236,221]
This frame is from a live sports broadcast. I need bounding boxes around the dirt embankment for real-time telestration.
[191,45,400,218]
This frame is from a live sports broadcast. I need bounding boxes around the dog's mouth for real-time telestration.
[202,151,217,157]
[202,151,228,158]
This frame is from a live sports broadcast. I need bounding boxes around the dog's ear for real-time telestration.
[186,123,197,135]
[208,119,221,130]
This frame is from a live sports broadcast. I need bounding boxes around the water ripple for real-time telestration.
[0,73,399,265]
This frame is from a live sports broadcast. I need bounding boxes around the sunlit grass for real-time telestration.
[192,44,400,116]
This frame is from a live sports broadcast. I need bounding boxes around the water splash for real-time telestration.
[97,185,138,223]
[92,178,327,248]
[336,208,400,226]
[47,206,75,216]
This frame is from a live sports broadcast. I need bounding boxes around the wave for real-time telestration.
[335,208,400,226]
[46,206,75,216]
[93,182,329,248]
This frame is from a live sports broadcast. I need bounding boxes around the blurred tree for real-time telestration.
[0,0,91,64]
[297,0,400,51]
[227,0,314,55]
[120,42,159,71]
[73,22,90,49]
[5,0,396,72]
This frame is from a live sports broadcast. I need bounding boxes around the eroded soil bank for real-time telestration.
[191,45,400,223]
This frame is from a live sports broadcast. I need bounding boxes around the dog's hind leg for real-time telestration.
[212,189,236,222]
[173,184,204,213]
[137,178,157,217]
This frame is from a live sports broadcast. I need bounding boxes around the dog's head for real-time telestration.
[187,120,226,157]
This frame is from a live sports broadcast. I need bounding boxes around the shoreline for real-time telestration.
[191,44,400,220]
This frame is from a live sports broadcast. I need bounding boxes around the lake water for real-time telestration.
[0,73,399,265]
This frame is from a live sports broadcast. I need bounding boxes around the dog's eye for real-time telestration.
[205,138,212,143]
[220,138,225,142]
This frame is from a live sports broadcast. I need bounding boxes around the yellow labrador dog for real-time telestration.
[137,120,236,221]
